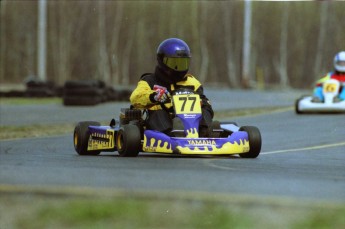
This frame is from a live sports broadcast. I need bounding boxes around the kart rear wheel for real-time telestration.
[116,124,141,157]
[74,121,101,155]
[239,126,261,158]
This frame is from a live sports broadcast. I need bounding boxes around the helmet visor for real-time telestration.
[163,57,190,71]
[336,60,345,67]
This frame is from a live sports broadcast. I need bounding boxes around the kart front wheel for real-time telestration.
[295,98,302,114]
[239,126,261,158]
[116,124,141,157]
[74,121,101,155]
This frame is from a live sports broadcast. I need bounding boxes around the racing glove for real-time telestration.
[150,85,170,103]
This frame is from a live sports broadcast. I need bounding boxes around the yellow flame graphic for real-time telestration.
[186,128,199,138]
[143,135,173,153]
[177,139,249,155]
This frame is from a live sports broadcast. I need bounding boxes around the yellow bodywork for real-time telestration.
[176,139,249,155]
[142,134,250,155]
[87,130,115,151]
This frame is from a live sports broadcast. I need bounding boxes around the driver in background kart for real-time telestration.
[313,51,345,102]
[130,38,214,137]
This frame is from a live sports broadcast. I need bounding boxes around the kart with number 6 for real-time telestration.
[295,79,345,114]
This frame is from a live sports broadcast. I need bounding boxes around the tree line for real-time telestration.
[1,0,344,89]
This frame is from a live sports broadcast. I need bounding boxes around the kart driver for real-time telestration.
[313,51,345,102]
[130,38,214,137]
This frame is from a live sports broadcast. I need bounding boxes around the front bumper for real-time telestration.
[297,96,345,113]
[142,130,250,155]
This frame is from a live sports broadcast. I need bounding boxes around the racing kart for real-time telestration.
[295,79,345,114]
[73,89,262,158]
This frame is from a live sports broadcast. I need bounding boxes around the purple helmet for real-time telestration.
[156,38,191,83]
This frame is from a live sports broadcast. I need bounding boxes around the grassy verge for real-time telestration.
[0,124,75,140]
[0,97,61,105]
[1,189,344,229]
[214,106,292,120]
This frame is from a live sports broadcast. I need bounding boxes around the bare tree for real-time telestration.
[108,1,123,85]
[2,1,345,89]
[97,1,111,84]
[198,1,209,83]
[222,1,239,87]
[188,1,200,76]
[121,26,135,86]
[0,1,7,83]
[313,1,329,81]
[274,1,290,88]
[242,0,252,88]
[56,1,72,84]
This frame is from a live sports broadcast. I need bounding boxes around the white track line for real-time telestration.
[261,141,345,155]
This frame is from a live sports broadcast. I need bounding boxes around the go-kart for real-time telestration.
[295,79,345,114]
[73,89,262,158]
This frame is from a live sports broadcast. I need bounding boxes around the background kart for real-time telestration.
[295,79,345,114]
[73,92,262,158]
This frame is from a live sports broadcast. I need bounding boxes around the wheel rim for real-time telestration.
[117,131,124,151]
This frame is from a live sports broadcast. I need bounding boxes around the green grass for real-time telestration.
[0,124,75,140]
[214,106,292,120]
[0,97,61,105]
[1,191,344,229]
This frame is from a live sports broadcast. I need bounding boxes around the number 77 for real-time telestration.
[179,96,196,112]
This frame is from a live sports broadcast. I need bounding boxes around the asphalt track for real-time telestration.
[0,89,344,203]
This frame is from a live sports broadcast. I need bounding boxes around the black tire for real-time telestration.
[73,121,101,155]
[118,89,132,101]
[116,124,141,157]
[239,126,261,158]
[0,90,26,97]
[26,79,55,89]
[25,88,55,97]
[64,80,101,89]
[295,98,302,114]
[63,96,101,106]
[63,87,104,97]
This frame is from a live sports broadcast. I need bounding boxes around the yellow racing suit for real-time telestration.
[130,72,214,135]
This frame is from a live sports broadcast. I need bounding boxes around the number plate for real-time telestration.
[323,82,338,93]
[173,94,202,115]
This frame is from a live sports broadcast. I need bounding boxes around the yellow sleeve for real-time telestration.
[316,73,331,84]
[130,80,156,109]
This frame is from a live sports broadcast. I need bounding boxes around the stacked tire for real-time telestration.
[105,87,132,102]
[63,80,106,106]
[25,79,56,97]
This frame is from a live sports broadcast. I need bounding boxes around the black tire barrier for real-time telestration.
[63,87,105,97]
[25,87,56,97]
[0,90,26,97]
[26,79,55,89]
[105,88,132,101]
[62,80,107,106]
[63,95,102,106]
[64,80,105,89]
[0,80,132,104]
